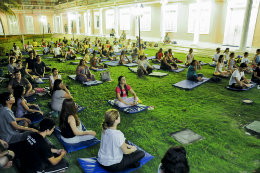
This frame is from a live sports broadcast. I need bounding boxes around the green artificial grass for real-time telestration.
[1,37,260,173]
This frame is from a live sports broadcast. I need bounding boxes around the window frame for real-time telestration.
[106,9,114,30]
[94,12,99,29]
[164,4,178,32]
[120,8,130,31]
[140,6,151,31]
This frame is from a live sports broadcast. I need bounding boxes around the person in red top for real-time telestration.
[168,49,179,62]
[155,48,163,63]
[65,47,77,60]
[114,76,138,108]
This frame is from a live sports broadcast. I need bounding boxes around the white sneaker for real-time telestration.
[257,85,260,89]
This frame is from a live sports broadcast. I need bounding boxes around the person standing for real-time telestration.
[47,23,51,33]
[64,24,68,34]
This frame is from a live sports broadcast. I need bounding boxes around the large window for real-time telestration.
[0,22,3,34]
[120,8,130,30]
[188,2,212,34]
[140,7,151,31]
[165,5,178,32]
[94,12,99,29]
[106,9,114,29]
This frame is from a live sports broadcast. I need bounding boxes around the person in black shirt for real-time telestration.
[14,60,34,79]
[63,37,68,46]
[252,62,260,83]
[26,52,36,74]
[34,55,49,78]
[21,118,69,173]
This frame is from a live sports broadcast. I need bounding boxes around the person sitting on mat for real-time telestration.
[168,49,178,62]
[119,40,123,49]
[224,48,230,64]
[126,42,132,53]
[228,52,238,73]
[90,51,104,70]
[43,43,50,54]
[14,60,34,79]
[138,46,147,59]
[241,52,253,73]
[158,146,190,173]
[187,60,203,82]
[97,41,102,51]
[212,47,221,66]
[50,38,54,45]
[8,50,17,63]
[8,71,35,97]
[0,139,15,169]
[41,38,46,47]
[100,45,108,58]
[161,51,178,71]
[132,43,137,53]
[214,55,231,77]
[108,46,118,61]
[14,85,43,119]
[20,118,69,173]
[163,33,171,43]
[119,51,132,65]
[252,49,260,69]
[155,48,163,63]
[229,63,251,89]
[0,92,37,144]
[113,42,120,52]
[65,47,77,60]
[114,76,138,107]
[98,109,145,172]
[53,43,63,58]
[63,37,68,46]
[251,62,260,83]
[131,49,139,62]
[26,41,34,52]
[113,38,119,44]
[60,43,66,56]
[33,55,48,78]
[110,29,115,38]
[120,30,126,39]
[106,40,111,50]
[7,57,17,78]
[83,48,92,62]
[59,98,96,144]
[94,37,98,46]
[76,60,95,82]
[70,38,74,47]
[51,79,72,112]
[138,55,154,75]
[13,46,23,60]
[185,48,194,66]
[49,68,61,91]
[32,39,38,47]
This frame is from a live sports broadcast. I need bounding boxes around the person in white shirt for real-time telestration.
[185,48,194,66]
[12,43,19,51]
[53,44,62,58]
[70,38,74,47]
[241,52,250,65]
[228,52,238,73]
[229,63,250,89]
[13,46,22,59]
[223,48,229,64]
[113,42,120,52]
[26,41,34,52]
[214,55,231,77]
[47,23,51,33]
[212,47,221,65]
[137,55,154,75]
[97,109,145,172]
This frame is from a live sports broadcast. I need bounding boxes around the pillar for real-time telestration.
[76,12,80,34]
[160,0,167,42]
[135,16,138,38]
[99,8,103,35]
[114,7,119,37]
[87,10,91,35]
[193,0,201,45]
[39,14,43,34]
[6,15,12,35]
[53,14,56,33]
[85,12,88,34]
[23,14,27,34]
[60,13,63,33]
[68,13,72,34]
[237,0,253,51]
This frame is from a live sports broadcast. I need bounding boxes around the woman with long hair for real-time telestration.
[7,57,17,77]
[76,59,95,82]
[97,109,145,172]
[114,76,138,107]
[223,48,229,64]
[228,52,238,73]
[186,60,203,82]
[168,49,178,62]
[185,48,194,66]
[155,48,163,63]
[83,48,92,62]
[214,55,231,77]
[50,79,72,112]
[14,85,43,119]
[49,68,62,90]
[108,46,118,60]
[59,98,96,144]
[100,44,108,58]
[119,51,131,65]
[160,51,178,71]
[90,51,104,70]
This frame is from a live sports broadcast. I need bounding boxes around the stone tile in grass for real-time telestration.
[169,128,205,145]
[245,121,260,134]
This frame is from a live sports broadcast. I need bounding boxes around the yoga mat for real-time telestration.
[173,77,210,90]
[107,100,149,114]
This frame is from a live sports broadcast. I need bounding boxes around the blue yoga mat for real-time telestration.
[100,58,111,62]
[22,106,44,124]
[104,62,120,66]
[153,65,185,73]
[24,96,36,102]
[151,59,160,64]
[226,83,256,91]
[173,77,210,90]
[54,120,100,153]
[92,68,107,72]
[107,100,149,114]
[22,52,29,55]
[83,80,104,86]
[147,56,155,60]
[123,63,138,67]
[78,141,154,173]
[209,63,216,67]
[178,64,188,68]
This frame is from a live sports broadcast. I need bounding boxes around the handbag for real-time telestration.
[100,71,111,82]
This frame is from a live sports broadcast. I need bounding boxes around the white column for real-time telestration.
[193,0,201,45]
[6,15,11,35]
[135,16,138,38]
[87,10,91,35]
[114,7,119,37]
[39,14,43,33]
[237,0,253,51]
[160,1,167,42]
[23,14,27,34]
[84,12,88,34]
[68,13,72,34]
[76,12,80,34]
[60,13,63,33]
[99,8,103,35]
[53,14,56,33]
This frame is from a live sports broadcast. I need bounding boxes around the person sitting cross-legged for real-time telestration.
[137,55,154,76]
[34,55,50,78]
[49,68,61,91]
[252,49,260,69]
[163,33,171,44]
[43,43,51,54]
[14,60,34,80]
[7,57,17,78]
[59,98,96,144]
[161,51,178,71]
[108,46,118,60]
[119,51,131,65]
[8,71,35,97]
[26,51,37,74]
[97,109,145,172]
[229,63,251,89]
[214,55,231,77]
[90,51,104,70]
[187,60,203,82]
[63,37,68,46]
[131,48,139,62]
[76,59,95,82]
[185,48,194,66]
[228,52,238,73]
[251,62,260,83]
[212,47,221,66]
[0,92,37,144]
[155,48,163,63]
[138,46,147,59]
[0,139,15,169]
[114,76,138,108]
[13,46,23,60]
[65,47,77,60]
[21,118,69,173]
[100,45,108,58]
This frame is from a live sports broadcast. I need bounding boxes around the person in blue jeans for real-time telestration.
[187,60,203,82]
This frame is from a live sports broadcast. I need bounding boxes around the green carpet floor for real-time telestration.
[0,37,260,173]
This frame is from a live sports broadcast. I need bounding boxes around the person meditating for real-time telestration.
[252,49,260,69]
[214,55,231,77]
[49,68,61,91]
[7,57,17,78]
[224,48,230,64]
[90,51,104,70]
[0,139,15,169]
[8,71,35,97]
[83,48,92,62]
[138,46,147,59]
[131,49,139,62]
[51,79,72,112]
[110,29,116,38]
[229,63,250,89]
[59,98,96,144]
[187,60,203,82]
[108,46,118,60]
[228,52,238,73]
[212,47,221,66]
[119,51,132,65]
[155,48,163,63]
[34,55,49,78]
[14,85,43,119]
[251,62,260,83]
[120,30,126,39]
[100,45,108,58]
[160,51,178,71]
[185,48,194,66]
[53,43,63,58]
[97,109,145,172]
[76,59,95,82]
[114,76,138,108]
[168,49,178,62]
[14,60,34,79]
[137,55,154,75]
[163,33,171,43]
[113,42,120,52]
[26,51,36,73]
[65,47,77,60]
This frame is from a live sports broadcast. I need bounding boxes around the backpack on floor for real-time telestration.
[100,71,111,82]
[137,69,144,77]
[154,43,158,47]
[235,56,242,63]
